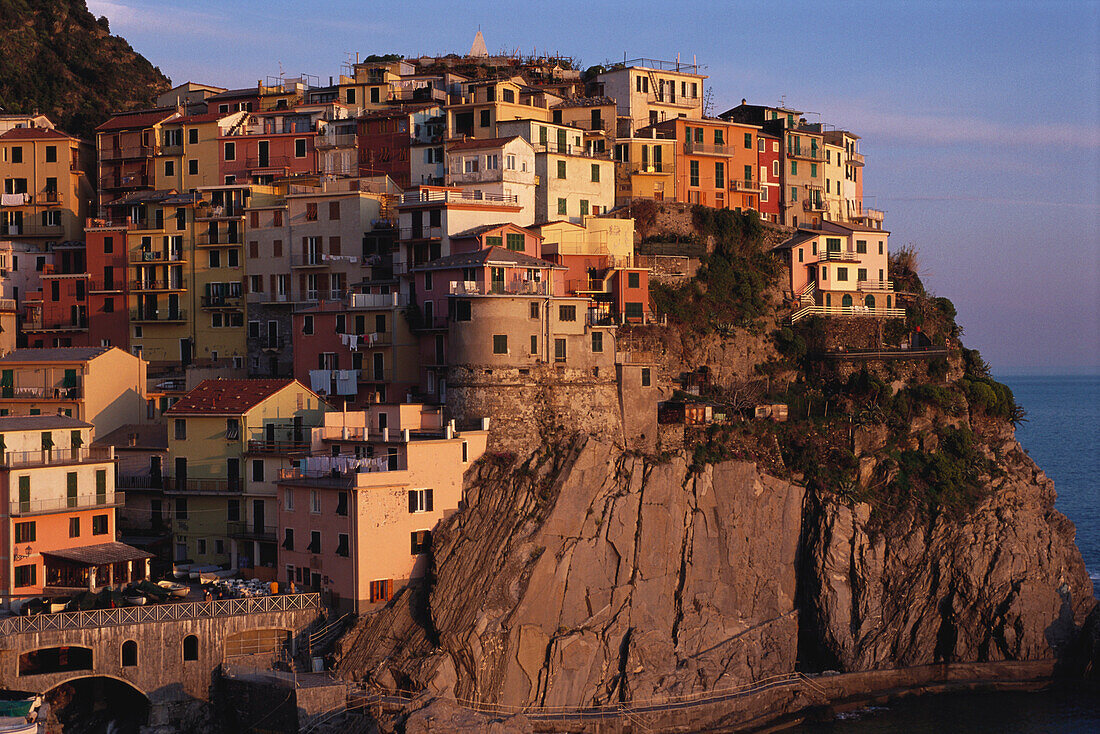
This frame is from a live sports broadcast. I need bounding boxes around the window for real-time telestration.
[92,514,108,535]
[69,517,80,538]
[96,469,107,504]
[879,241,884,255]
[557,160,566,179]
[492,335,508,354]
[122,640,138,667]
[462,441,469,462]
[791,186,798,202]
[856,239,867,254]
[409,488,434,513]
[294,139,307,158]
[308,530,321,553]
[282,528,294,551]
[580,200,589,217]
[14,521,35,543]
[228,249,239,267]
[284,488,294,511]
[188,159,198,175]
[208,249,220,268]
[14,565,35,588]
[590,164,600,182]
[41,432,53,451]
[554,338,566,362]
[744,132,753,149]
[557,198,567,216]
[810,163,818,178]
[252,459,264,482]
[858,268,868,282]
[506,233,524,251]
[303,315,314,334]
[175,497,188,519]
[329,201,340,220]
[559,305,576,321]
[591,331,603,353]
[369,579,393,603]
[529,301,540,319]
[227,499,239,522]
[45,145,57,162]
[336,491,348,516]
[641,368,651,387]
[183,635,198,661]
[310,490,321,513]
[715,161,724,189]
[336,534,350,557]
[66,472,78,507]
[627,272,640,288]
[411,529,432,554]
[173,419,186,440]
[189,128,198,144]
[164,160,175,177]
[223,142,235,161]
[479,110,491,128]
[791,160,798,175]
[836,267,849,282]
[11,146,22,163]
[530,334,538,354]
[625,302,644,319]
[689,160,699,187]
[773,160,779,177]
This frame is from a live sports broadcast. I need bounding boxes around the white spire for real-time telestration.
[470,30,488,57]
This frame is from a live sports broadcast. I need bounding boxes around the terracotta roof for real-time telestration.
[0,127,76,141]
[163,112,235,125]
[41,542,153,566]
[166,379,299,415]
[449,222,526,239]
[447,135,521,151]
[412,245,560,271]
[95,109,178,132]
[0,346,112,363]
[772,230,819,251]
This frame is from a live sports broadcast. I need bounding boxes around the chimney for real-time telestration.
[741,98,746,106]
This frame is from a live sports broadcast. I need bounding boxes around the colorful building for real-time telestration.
[444,136,537,224]
[611,128,676,205]
[164,378,328,574]
[591,59,706,134]
[277,403,487,612]
[95,108,179,214]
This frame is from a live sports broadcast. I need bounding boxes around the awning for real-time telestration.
[41,542,154,567]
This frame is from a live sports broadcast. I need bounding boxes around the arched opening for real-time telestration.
[841,293,853,308]
[121,640,138,667]
[865,294,876,309]
[182,634,198,661]
[45,676,149,734]
[18,646,93,676]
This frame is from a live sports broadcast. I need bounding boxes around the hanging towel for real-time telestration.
[335,370,357,395]
[309,369,331,393]
[0,193,28,207]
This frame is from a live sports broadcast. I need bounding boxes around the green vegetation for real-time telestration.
[650,207,778,333]
[0,0,170,138]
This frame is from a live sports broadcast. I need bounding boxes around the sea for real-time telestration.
[792,374,1100,733]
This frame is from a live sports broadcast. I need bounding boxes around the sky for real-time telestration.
[86,0,1100,375]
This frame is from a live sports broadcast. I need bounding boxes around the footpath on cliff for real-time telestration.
[331,205,1098,733]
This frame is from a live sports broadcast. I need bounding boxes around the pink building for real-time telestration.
[219,109,320,185]
[277,404,487,612]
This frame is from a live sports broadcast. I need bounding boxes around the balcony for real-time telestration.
[787,147,823,161]
[129,250,186,264]
[449,279,549,296]
[1,446,114,469]
[683,141,730,156]
[130,278,187,292]
[130,308,187,323]
[349,292,407,309]
[195,231,243,246]
[35,191,64,207]
[129,218,166,232]
[10,491,124,517]
[0,385,82,399]
[247,335,286,351]
[730,179,761,192]
[397,226,443,241]
[21,317,88,332]
[789,304,905,323]
[446,168,524,185]
[290,253,327,268]
[864,208,885,222]
[818,250,861,263]
[88,279,124,293]
[195,205,246,221]
[245,438,310,454]
[315,133,357,149]
[398,190,518,207]
[857,280,894,292]
[408,314,449,331]
[200,294,243,308]
[803,198,827,212]
[633,164,666,175]
[227,521,277,542]
[244,155,289,171]
[532,142,606,158]
[0,223,64,237]
[100,145,158,161]
[847,151,865,167]
[165,477,243,494]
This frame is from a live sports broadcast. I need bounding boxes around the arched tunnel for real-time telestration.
[43,676,149,734]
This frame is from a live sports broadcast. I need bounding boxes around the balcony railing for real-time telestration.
[129,219,165,231]
[857,280,894,292]
[195,231,244,246]
[789,304,905,323]
[0,385,82,399]
[227,521,278,541]
[10,490,124,517]
[247,335,286,350]
[398,190,518,206]
[847,151,865,166]
[315,133,357,149]
[35,191,64,206]
[449,279,549,296]
[632,164,667,174]
[2,445,114,468]
[245,439,310,454]
[803,198,827,212]
[100,145,159,160]
[532,142,605,158]
[291,253,326,268]
[130,250,186,264]
[130,278,187,291]
[397,226,443,240]
[130,308,187,322]
[201,294,243,308]
[349,292,407,309]
[244,155,290,170]
[88,279,124,293]
[21,317,88,332]
[787,147,823,161]
[684,141,730,156]
[730,179,761,192]
[0,223,64,237]
[818,250,861,262]
[165,477,243,494]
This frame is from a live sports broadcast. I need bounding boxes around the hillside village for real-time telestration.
[0,32,987,730]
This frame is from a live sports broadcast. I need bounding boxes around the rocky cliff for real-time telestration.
[336,434,1093,729]
[0,0,170,137]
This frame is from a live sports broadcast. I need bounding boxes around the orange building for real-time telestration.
[642,117,761,211]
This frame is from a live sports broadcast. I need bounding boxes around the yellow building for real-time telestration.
[592,59,706,135]
[612,131,676,205]
[0,126,95,246]
[154,111,248,192]
[165,378,328,573]
[536,215,636,266]
[446,78,553,139]
[822,139,846,223]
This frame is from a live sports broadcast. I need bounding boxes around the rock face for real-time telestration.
[337,438,806,706]
[336,433,1096,723]
[801,440,1093,671]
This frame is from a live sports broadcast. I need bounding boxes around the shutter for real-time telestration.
[426,489,434,512]
[408,490,416,513]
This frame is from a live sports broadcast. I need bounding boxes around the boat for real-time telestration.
[188,564,220,580]
[122,587,147,605]
[136,580,171,602]
[47,597,70,614]
[0,717,37,734]
[156,580,191,599]
[17,598,46,616]
[172,563,192,579]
